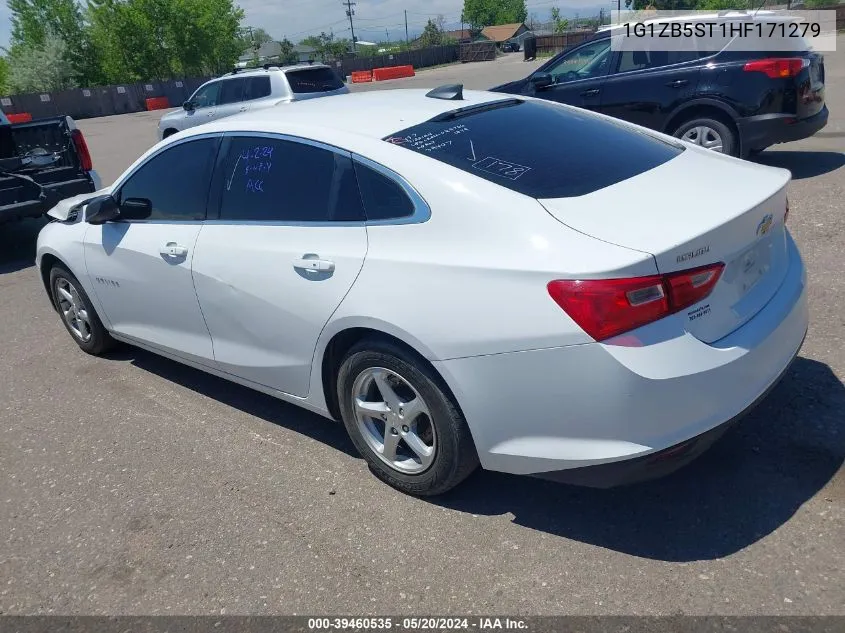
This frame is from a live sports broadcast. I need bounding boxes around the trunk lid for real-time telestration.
[539,147,792,343]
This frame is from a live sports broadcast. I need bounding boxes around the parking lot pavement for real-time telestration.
[1,45,843,616]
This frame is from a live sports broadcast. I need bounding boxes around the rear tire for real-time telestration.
[337,339,478,496]
[49,265,114,355]
[672,117,737,156]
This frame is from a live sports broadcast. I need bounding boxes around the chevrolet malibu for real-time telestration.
[36,87,808,496]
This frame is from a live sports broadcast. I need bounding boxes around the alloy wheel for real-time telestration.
[55,278,92,342]
[351,367,437,474]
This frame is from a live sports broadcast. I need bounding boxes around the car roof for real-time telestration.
[190,89,512,142]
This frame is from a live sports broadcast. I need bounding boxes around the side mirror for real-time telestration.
[120,197,153,220]
[530,72,553,90]
[85,195,120,225]
[183,100,195,111]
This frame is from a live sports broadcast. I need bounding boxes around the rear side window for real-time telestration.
[117,138,219,221]
[219,78,247,104]
[354,162,415,221]
[384,100,683,199]
[245,76,272,100]
[216,136,364,222]
[286,67,344,93]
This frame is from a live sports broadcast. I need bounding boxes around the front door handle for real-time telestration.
[293,257,335,273]
[581,88,600,97]
[160,242,188,257]
[239,106,248,112]
[666,79,689,88]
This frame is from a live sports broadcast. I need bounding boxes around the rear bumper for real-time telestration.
[738,105,829,151]
[435,232,808,481]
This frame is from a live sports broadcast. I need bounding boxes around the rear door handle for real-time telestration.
[238,106,248,112]
[666,79,689,88]
[293,257,335,273]
[160,242,188,257]
[580,88,600,97]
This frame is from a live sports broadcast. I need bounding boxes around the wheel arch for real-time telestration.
[39,251,69,310]
[663,99,742,154]
[314,320,462,426]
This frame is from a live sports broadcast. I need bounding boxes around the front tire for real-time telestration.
[672,117,737,156]
[50,265,114,355]
[337,339,478,496]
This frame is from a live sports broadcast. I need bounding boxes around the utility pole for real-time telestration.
[405,10,409,46]
[343,0,357,54]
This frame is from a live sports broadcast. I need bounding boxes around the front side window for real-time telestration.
[544,39,612,83]
[217,136,364,222]
[116,137,219,221]
[615,48,702,73]
[191,82,220,108]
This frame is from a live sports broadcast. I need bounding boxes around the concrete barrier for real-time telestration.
[351,70,373,83]
[372,65,415,81]
[145,96,171,111]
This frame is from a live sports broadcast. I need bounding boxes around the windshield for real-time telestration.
[384,99,683,198]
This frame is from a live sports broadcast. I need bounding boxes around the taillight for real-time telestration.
[70,129,93,172]
[547,263,725,342]
[743,58,806,79]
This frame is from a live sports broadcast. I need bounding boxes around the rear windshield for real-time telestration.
[384,99,683,198]
[286,67,344,93]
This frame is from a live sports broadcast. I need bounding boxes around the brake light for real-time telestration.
[743,58,805,79]
[547,263,725,342]
[70,128,93,172]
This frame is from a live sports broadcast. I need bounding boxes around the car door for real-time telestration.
[191,133,368,398]
[528,38,612,111]
[212,77,250,121]
[84,135,221,364]
[599,48,703,130]
[184,81,222,129]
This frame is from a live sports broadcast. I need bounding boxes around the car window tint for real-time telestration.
[192,82,220,108]
[218,136,364,222]
[384,99,683,199]
[219,78,246,104]
[286,67,344,93]
[117,138,219,221]
[354,161,415,221]
[245,76,271,100]
[546,39,612,82]
[616,48,701,72]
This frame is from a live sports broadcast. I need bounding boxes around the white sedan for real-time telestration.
[36,87,808,495]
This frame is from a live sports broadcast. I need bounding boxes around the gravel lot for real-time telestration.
[1,46,843,616]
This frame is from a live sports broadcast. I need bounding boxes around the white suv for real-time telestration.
[158,64,349,139]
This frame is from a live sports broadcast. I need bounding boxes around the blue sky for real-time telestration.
[0,0,609,49]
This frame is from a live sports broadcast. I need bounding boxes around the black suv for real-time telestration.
[492,19,828,157]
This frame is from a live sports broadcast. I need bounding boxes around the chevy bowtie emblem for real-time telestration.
[756,213,773,237]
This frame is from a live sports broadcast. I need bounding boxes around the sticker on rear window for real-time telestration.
[472,157,531,181]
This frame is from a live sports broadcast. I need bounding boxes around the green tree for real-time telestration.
[0,57,9,94]
[7,32,75,92]
[300,32,350,61]
[417,19,443,47]
[550,7,569,33]
[278,38,297,64]
[7,0,95,85]
[461,0,527,30]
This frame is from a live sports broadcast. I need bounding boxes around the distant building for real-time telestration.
[237,41,283,68]
[479,23,529,46]
[293,45,317,63]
